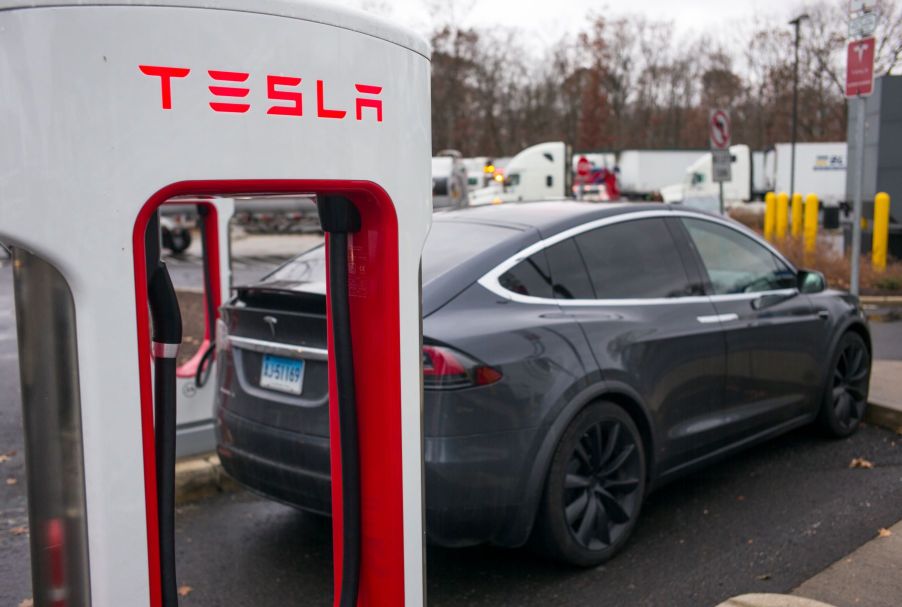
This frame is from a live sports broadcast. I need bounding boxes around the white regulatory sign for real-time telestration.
[850,12,878,38]
[712,149,732,183]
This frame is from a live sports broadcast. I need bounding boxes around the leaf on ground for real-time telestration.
[756,573,771,581]
[18,599,33,607]
[849,457,875,469]
[178,585,193,597]
[5,477,17,485]
[878,528,893,538]
[0,455,9,463]
[10,526,28,536]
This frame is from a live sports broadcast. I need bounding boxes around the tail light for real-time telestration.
[422,344,502,390]
[215,317,230,352]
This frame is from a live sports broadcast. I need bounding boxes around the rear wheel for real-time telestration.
[535,402,646,567]
[819,332,870,438]
[167,227,192,254]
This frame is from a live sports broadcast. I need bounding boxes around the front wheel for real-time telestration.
[818,332,871,438]
[535,402,646,567]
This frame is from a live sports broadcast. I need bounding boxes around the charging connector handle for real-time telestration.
[316,196,362,607]
[147,260,182,607]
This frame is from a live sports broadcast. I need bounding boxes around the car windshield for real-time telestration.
[264,220,518,287]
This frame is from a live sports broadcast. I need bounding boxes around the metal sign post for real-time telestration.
[846,3,877,295]
[709,109,732,215]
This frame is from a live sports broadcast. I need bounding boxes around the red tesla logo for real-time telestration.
[138,65,383,121]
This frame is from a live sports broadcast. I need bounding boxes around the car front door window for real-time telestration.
[681,218,795,294]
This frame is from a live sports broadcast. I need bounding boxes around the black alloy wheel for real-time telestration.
[820,332,870,437]
[536,402,646,567]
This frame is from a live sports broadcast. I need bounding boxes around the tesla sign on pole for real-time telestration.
[710,109,731,214]
[846,0,877,295]
[846,37,876,96]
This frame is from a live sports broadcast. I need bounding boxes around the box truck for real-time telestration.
[662,143,847,208]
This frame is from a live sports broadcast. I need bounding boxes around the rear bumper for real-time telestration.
[215,407,537,547]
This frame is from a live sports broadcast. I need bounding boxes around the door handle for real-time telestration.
[817,310,830,320]
[697,313,739,324]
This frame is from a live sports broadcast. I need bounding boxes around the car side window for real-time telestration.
[544,238,595,299]
[498,250,553,298]
[681,218,796,295]
[573,218,695,299]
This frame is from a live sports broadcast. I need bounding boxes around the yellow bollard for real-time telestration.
[803,193,819,255]
[776,192,789,239]
[873,192,890,271]
[764,192,776,240]
[791,193,803,238]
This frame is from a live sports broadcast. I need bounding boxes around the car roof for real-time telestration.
[433,200,707,237]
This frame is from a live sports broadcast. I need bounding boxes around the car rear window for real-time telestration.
[265,220,518,286]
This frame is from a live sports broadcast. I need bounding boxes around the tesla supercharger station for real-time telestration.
[0,2,432,606]
[167,198,234,457]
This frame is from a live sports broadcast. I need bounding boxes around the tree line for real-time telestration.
[428,0,902,156]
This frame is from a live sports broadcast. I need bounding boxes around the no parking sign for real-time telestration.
[709,109,732,183]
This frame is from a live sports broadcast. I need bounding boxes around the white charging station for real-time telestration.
[0,2,432,605]
[163,197,235,457]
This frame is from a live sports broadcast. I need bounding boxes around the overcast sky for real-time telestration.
[354,0,809,46]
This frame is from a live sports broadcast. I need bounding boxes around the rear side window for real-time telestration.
[681,218,796,294]
[574,218,694,299]
[544,238,594,299]
[499,251,553,298]
[265,220,518,288]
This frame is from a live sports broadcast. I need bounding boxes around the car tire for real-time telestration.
[818,331,871,438]
[167,227,192,255]
[535,401,646,567]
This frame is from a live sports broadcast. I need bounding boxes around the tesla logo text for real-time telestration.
[138,65,383,122]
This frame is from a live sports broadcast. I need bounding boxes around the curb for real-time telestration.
[716,594,835,607]
[791,519,902,607]
[867,360,902,435]
[175,453,240,505]
[866,401,902,435]
[859,295,902,305]
[861,304,901,323]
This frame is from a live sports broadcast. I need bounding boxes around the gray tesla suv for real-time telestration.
[214,201,871,566]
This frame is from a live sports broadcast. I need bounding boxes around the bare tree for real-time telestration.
[425,0,902,156]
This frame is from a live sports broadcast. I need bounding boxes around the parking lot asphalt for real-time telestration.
[164,231,323,290]
[170,423,901,607]
[1,260,902,606]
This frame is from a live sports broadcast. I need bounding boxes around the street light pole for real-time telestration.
[789,14,809,199]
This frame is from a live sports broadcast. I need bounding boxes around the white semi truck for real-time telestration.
[662,143,847,208]
[615,150,707,199]
[470,142,572,205]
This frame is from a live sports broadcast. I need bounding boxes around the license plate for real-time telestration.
[260,354,304,395]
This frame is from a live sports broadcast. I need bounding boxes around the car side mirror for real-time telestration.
[798,269,826,294]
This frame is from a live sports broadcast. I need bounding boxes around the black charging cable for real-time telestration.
[194,205,218,389]
[316,195,362,607]
[146,214,183,607]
